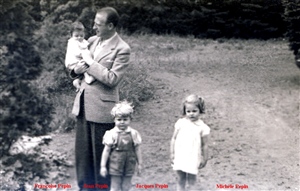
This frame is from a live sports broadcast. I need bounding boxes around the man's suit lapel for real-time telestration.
[89,37,101,54]
[94,35,119,62]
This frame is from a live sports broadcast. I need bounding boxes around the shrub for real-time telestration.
[120,64,155,107]
[0,1,53,158]
[0,3,53,189]
[282,0,300,68]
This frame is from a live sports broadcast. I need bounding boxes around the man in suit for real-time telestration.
[70,7,130,190]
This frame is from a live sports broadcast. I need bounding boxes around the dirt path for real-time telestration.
[49,40,299,191]
[129,40,300,190]
[139,68,299,190]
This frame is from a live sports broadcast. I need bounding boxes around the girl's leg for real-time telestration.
[176,170,186,191]
[186,173,197,191]
[121,176,132,191]
[110,175,122,191]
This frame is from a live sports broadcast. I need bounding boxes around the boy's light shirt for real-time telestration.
[102,126,142,147]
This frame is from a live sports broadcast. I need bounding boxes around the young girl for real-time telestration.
[100,101,142,191]
[64,21,95,92]
[170,94,210,191]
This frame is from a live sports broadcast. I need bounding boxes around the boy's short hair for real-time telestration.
[111,100,134,118]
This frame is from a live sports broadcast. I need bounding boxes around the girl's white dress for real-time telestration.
[173,117,210,175]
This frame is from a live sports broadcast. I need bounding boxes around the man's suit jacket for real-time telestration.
[71,33,131,123]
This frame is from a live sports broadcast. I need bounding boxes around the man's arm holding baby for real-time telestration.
[81,45,130,88]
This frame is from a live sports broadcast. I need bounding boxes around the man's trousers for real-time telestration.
[75,103,114,190]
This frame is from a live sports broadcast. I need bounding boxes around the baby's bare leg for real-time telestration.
[72,79,81,92]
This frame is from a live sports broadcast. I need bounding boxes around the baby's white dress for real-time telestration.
[173,117,210,175]
[65,38,95,84]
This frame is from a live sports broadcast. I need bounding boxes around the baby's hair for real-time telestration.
[70,21,85,34]
[181,94,205,115]
[111,100,134,118]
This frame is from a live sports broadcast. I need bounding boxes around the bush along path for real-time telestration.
[0,134,74,190]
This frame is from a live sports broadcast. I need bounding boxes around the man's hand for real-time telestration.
[74,60,88,74]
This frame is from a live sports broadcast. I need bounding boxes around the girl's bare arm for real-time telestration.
[199,135,209,169]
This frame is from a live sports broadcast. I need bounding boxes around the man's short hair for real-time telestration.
[97,7,120,28]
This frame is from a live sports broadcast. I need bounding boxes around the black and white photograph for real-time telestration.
[0,0,299,190]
